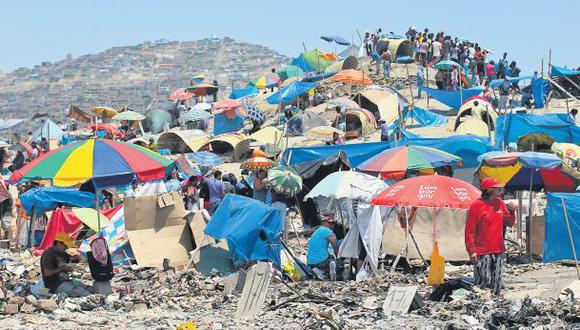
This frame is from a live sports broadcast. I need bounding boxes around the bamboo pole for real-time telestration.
[562,197,580,280]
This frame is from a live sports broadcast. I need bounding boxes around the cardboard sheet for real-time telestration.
[124,191,193,267]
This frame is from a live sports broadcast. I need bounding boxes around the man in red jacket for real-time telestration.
[465,177,516,295]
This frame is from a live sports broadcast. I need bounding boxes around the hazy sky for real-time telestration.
[0,0,577,74]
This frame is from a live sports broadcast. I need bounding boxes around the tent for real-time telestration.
[344,109,377,138]
[20,187,96,217]
[290,49,335,72]
[551,65,580,77]
[454,96,497,135]
[355,89,403,124]
[144,109,173,134]
[213,108,246,135]
[286,110,327,136]
[201,133,247,161]
[266,81,319,105]
[234,127,283,161]
[495,113,580,148]
[383,38,413,57]
[294,151,351,228]
[157,130,210,154]
[304,171,388,271]
[204,194,283,267]
[543,193,580,262]
[417,86,484,110]
[31,119,64,143]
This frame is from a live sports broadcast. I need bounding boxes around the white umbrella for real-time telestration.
[112,110,146,121]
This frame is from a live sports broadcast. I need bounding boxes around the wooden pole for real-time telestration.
[517,191,523,249]
[562,197,580,280]
[426,66,430,107]
[526,143,535,262]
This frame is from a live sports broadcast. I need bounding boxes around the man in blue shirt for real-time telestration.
[307,215,338,269]
[205,170,225,214]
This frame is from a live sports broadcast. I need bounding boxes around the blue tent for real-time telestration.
[281,135,495,168]
[32,119,64,142]
[20,187,96,217]
[229,87,259,100]
[204,194,283,267]
[543,193,580,262]
[266,81,318,104]
[417,86,483,110]
[213,110,245,135]
[531,78,550,108]
[551,65,580,77]
[495,113,580,148]
[489,76,531,88]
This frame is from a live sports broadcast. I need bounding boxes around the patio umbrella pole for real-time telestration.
[526,172,534,262]
[562,197,580,280]
[95,188,102,235]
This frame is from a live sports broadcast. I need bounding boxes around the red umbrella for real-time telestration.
[372,175,481,209]
[169,88,195,102]
[213,99,242,111]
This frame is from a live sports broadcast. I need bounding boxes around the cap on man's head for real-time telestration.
[54,232,74,248]
[480,177,504,190]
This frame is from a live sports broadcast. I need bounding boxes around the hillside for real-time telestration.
[0,37,289,119]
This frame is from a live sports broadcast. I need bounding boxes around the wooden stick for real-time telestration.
[562,197,580,280]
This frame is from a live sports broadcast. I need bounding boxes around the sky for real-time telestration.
[0,0,577,74]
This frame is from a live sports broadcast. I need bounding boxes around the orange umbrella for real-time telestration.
[169,88,195,101]
[331,69,372,86]
[241,157,274,170]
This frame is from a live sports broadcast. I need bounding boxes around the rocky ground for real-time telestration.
[2,246,580,329]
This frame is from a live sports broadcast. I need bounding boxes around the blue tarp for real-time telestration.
[282,135,495,168]
[266,81,319,104]
[229,87,259,100]
[551,65,580,77]
[204,194,283,267]
[321,35,350,46]
[489,76,531,88]
[291,54,315,73]
[417,86,483,110]
[0,119,24,131]
[531,78,550,108]
[213,110,245,135]
[302,72,337,82]
[543,193,580,262]
[31,119,64,142]
[495,113,580,148]
[401,107,448,127]
[20,187,96,217]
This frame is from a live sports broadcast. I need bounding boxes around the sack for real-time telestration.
[427,241,445,286]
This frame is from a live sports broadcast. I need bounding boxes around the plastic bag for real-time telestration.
[427,241,445,286]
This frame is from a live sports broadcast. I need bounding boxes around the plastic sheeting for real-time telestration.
[286,110,326,136]
[392,106,448,128]
[20,187,96,217]
[35,208,84,251]
[489,76,531,88]
[551,65,580,77]
[31,119,64,142]
[282,135,495,168]
[495,113,579,148]
[213,111,245,135]
[532,78,550,108]
[417,86,483,110]
[229,87,259,100]
[266,81,318,104]
[204,194,283,267]
[0,119,24,131]
[544,193,580,262]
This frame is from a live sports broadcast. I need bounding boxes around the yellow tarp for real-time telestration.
[479,162,523,184]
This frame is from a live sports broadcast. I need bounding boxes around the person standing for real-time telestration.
[252,170,268,203]
[430,38,442,66]
[206,170,226,214]
[498,77,512,113]
[381,50,392,78]
[334,107,346,132]
[370,50,381,74]
[465,177,516,296]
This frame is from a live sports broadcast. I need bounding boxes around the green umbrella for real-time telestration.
[268,165,302,197]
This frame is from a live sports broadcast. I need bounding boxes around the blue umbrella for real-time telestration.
[434,60,462,71]
[266,81,319,104]
[186,151,224,167]
[320,35,350,46]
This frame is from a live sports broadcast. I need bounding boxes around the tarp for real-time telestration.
[495,113,580,148]
[282,135,494,168]
[543,193,580,262]
[321,35,350,46]
[357,89,401,124]
[204,194,283,267]
[551,65,580,77]
[532,78,550,108]
[80,206,132,265]
[144,109,173,134]
[394,106,448,128]
[68,105,92,124]
[20,187,96,217]
[489,76,531,88]
[290,49,334,72]
[31,119,64,142]
[266,81,318,104]
[213,110,245,135]
[229,87,259,100]
[35,208,84,251]
[302,72,337,82]
[417,86,483,110]
[0,119,25,131]
[157,130,210,154]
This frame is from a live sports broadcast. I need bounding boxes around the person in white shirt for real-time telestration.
[431,40,442,66]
